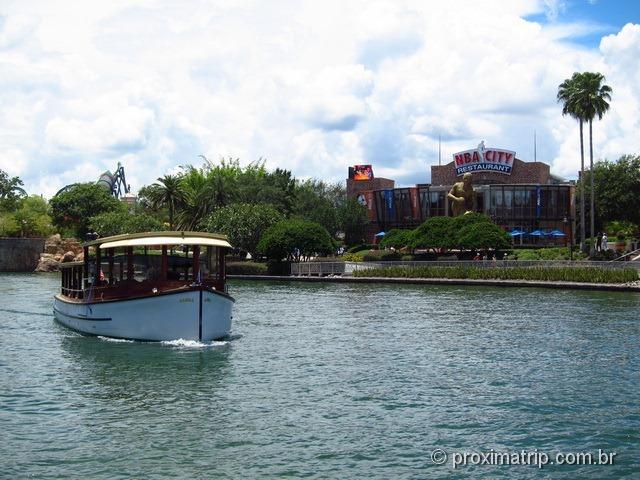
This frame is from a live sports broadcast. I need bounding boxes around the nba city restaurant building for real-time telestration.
[347,144,576,245]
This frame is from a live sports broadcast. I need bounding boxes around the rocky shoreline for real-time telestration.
[34,234,84,272]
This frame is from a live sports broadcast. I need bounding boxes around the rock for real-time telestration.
[35,253,59,272]
[44,234,63,254]
[76,251,84,262]
[54,254,62,262]
[61,239,81,253]
[62,251,76,263]
[47,234,62,244]
[44,244,60,254]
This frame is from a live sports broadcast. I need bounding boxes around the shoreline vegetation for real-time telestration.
[225,260,639,286]
[351,265,638,284]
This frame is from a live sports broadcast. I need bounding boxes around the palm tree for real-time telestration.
[573,72,612,252]
[557,72,586,251]
[145,174,186,230]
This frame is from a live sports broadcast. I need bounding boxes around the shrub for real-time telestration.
[604,220,637,239]
[226,261,268,275]
[457,221,510,251]
[589,250,619,261]
[347,244,375,254]
[379,229,414,249]
[411,216,455,250]
[342,252,365,262]
[361,250,402,261]
[267,260,291,275]
[411,213,500,251]
[353,265,638,283]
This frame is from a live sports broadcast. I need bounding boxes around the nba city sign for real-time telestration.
[453,142,515,176]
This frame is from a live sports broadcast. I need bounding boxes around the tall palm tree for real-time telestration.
[557,72,586,251]
[573,72,612,252]
[145,174,186,230]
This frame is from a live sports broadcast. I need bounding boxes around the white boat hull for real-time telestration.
[53,288,233,341]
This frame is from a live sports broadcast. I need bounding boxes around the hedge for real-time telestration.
[226,261,268,275]
[352,266,638,284]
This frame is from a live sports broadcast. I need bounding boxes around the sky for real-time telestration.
[1,0,639,197]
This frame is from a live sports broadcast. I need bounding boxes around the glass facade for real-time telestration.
[369,183,572,244]
[489,185,571,222]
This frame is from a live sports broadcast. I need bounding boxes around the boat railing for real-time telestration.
[61,287,85,298]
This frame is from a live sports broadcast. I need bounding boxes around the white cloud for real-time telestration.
[0,0,638,196]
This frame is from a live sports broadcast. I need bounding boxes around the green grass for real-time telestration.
[353,265,638,284]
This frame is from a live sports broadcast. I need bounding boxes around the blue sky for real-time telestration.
[1,0,639,196]
[527,0,640,48]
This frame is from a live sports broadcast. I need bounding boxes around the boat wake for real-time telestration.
[96,336,229,348]
[97,336,135,343]
[161,338,229,348]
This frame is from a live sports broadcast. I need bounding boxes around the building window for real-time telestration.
[429,191,446,217]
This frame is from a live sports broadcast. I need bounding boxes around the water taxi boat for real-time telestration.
[54,231,234,341]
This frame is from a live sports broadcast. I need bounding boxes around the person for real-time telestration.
[602,232,608,251]
[596,232,602,252]
[447,172,475,216]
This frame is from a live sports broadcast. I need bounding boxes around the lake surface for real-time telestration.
[1,273,639,479]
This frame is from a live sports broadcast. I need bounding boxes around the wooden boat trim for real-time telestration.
[53,306,112,321]
[55,285,235,305]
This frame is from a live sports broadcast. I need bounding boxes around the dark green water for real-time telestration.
[1,273,639,479]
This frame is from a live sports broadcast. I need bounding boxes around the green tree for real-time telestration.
[573,72,612,250]
[49,183,125,237]
[0,196,53,237]
[457,222,510,251]
[411,216,455,252]
[0,212,19,236]
[257,219,334,262]
[201,203,283,257]
[0,169,27,211]
[558,72,587,250]
[177,165,216,230]
[89,211,164,237]
[258,168,296,213]
[14,196,54,237]
[337,198,368,245]
[584,155,640,229]
[141,174,186,229]
[379,229,414,249]
[558,72,612,250]
[292,179,345,236]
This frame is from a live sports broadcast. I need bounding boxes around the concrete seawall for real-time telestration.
[228,275,640,293]
[0,238,45,272]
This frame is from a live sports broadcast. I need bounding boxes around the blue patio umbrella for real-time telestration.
[374,231,386,237]
[548,229,566,237]
[508,229,525,237]
[528,229,545,236]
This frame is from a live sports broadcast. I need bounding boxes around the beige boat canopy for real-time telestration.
[83,231,232,250]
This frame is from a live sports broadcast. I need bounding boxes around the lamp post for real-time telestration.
[563,214,573,261]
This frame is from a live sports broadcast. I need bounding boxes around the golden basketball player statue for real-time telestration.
[447,172,475,216]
